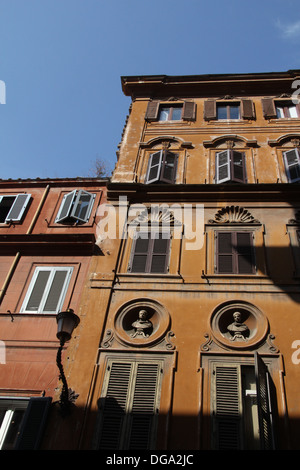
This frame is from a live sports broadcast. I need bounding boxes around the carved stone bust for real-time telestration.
[227,311,249,341]
[131,309,153,338]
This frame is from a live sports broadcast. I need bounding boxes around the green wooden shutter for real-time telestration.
[5,194,31,222]
[212,363,243,450]
[15,397,52,450]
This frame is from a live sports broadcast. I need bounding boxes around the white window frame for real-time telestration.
[20,266,73,314]
[0,398,29,449]
[283,148,300,183]
[0,194,31,223]
[55,190,96,224]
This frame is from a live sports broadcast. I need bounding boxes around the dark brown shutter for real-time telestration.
[15,397,52,450]
[231,151,247,183]
[145,100,160,121]
[261,98,277,118]
[204,99,217,120]
[216,232,234,273]
[236,232,255,274]
[182,101,196,121]
[241,99,255,119]
[160,151,178,184]
[150,233,170,273]
[130,235,150,273]
[212,364,242,449]
[255,352,276,449]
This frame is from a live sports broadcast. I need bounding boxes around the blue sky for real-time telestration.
[0,0,300,180]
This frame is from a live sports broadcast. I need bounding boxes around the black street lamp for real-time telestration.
[56,309,80,416]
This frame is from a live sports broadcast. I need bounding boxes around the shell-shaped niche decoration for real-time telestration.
[209,206,260,224]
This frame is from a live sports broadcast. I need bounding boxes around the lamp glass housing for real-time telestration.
[56,309,80,343]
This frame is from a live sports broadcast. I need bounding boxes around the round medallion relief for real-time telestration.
[210,301,269,349]
[114,299,170,347]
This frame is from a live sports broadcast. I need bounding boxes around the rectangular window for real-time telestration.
[145,100,196,122]
[94,358,163,450]
[146,150,178,184]
[283,148,300,183]
[216,231,255,274]
[215,150,247,184]
[276,101,300,118]
[211,353,276,450]
[217,103,240,120]
[20,266,73,314]
[129,232,170,274]
[158,105,182,121]
[55,190,96,224]
[0,194,31,223]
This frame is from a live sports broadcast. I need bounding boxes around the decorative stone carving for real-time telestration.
[227,311,250,341]
[208,206,260,224]
[131,309,153,338]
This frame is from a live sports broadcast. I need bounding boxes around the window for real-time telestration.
[276,101,300,118]
[146,150,178,184]
[215,231,255,274]
[55,190,96,224]
[94,358,163,450]
[0,194,31,223]
[0,397,51,450]
[217,102,240,120]
[283,148,300,182]
[128,232,170,274]
[20,266,73,314]
[211,353,276,450]
[215,150,247,184]
[145,100,196,122]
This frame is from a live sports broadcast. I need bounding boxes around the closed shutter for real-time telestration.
[182,101,196,121]
[5,194,31,222]
[24,269,51,312]
[43,269,70,312]
[216,232,255,274]
[15,397,52,450]
[130,233,170,274]
[55,190,77,223]
[262,98,277,119]
[236,232,255,274]
[130,235,150,273]
[150,233,170,273]
[283,149,300,182]
[145,100,160,121]
[204,100,217,120]
[97,359,162,450]
[212,363,242,449]
[241,99,255,119]
[71,190,95,222]
[216,232,234,273]
[255,352,276,450]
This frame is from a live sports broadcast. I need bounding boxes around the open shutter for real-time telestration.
[236,232,255,274]
[204,100,217,120]
[283,149,300,182]
[261,98,277,119]
[241,99,255,119]
[182,101,196,121]
[160,151,178,184]
[15,397,52,450]
[55,190,77,223]
[146,151,163,184]
[212,363,242,449]
[70,190,95,223]
[216,232,234,273]
[231,151,246,183]
[5,194,31,222]
[255,352,276,450]
[145,100,160,121]
[216,150,231,183]
[150,233,170,273]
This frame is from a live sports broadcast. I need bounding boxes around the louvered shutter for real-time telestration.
[55,190,77,223]
[5,194,31,222]
[212,363,242,450]
[216,232,234,273]
[182,101,196,121]
[71,190,95,223]
[97,360,162,450]
[231,151,246,183]
[145,100,160,121]
[261,98,277,119]
[283,149,300,182]
[236,232,255,274]
[241,99,255,119]
[160,151,178,184]
[255,353,276,450]
[130,235,150,273]
[15,397,52,450]
[204,100,217,120]
[146,151,163,184]
[150,233,170,273]
[216,150,231,183]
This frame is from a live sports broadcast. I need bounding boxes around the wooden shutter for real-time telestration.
[55,190,77,223]
[146,151,163,184]
[130,234,150,273]
[5,194,31,222]
[160,151,178,184]
[130,232,170,273]
[241,99,255,119]
[283,149,300,182]
[182,101,196,121]
[216,232,255,274]
[97,359,162,450]
[216,232,234,273]
[71,190,95,223]
[255,353,276,450]
[204,100,217,120]
[261,98,277,119]
[145,100,160,121]
[236,232,255,274]
[216,150,231,183]
[231,151,246,183]
[212,363,242,449]
[149,233,170,273]
[15,397,52,450]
